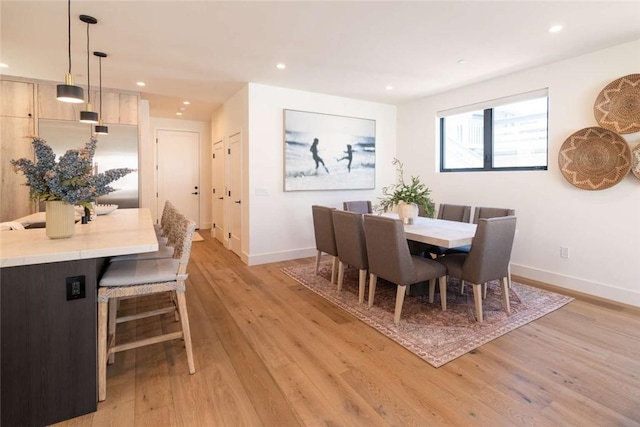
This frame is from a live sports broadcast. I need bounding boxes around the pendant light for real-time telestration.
[94,51,108,135]
[56,0,84,103]
[79,14,99,124]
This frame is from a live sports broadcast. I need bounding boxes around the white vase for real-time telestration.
[397,202,419,225]
[46,201,76,239]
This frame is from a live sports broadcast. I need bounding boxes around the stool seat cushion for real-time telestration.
[100,258,180,287]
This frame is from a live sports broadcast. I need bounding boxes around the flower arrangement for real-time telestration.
[10,137,135,207]
[376,158,435,217]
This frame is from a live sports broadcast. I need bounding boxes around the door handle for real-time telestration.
[234,200,241,204]
[191,192,199,195]
[218,197,224,200]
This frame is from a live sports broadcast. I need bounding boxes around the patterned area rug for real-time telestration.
[282,262,573,367]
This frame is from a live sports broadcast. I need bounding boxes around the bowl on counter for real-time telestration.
[94,204,119,215]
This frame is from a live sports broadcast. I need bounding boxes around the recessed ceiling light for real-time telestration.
[548,25,563,33]
[458,59,467,64]
[276,63,286,70]
[183,101,190,105]
[176,112,183,116]
[385,85,393,91]
[136,81,146,87]
[0,63,8,68]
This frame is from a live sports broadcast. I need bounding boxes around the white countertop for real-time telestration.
[0,208,159,268]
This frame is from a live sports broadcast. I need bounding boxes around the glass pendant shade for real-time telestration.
[57,74,84,103]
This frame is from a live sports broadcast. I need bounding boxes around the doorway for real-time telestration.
[229,132,242,257]
[212,139,224,243]
[156,129,200,227]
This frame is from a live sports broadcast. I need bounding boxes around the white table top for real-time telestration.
[380,213,477,248]
[14,211,83,226]
[0,208,158,268]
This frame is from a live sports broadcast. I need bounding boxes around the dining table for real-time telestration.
[380,212,477,248]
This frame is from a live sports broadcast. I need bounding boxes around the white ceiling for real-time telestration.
[2,1,639,122]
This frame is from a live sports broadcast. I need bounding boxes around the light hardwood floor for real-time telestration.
[55,233,640,426]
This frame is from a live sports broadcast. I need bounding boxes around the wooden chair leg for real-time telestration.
[460,282,465,295]
[439,276,447,311]
[508,264,512,288]
[176,290,195,374]
[337,261,345,291]
[483,282,488,300]
[501,277,511,314]
[315,250,321,274]
[330,256,337,284]
[394,285,406,324]
[368,274,377,308]
[98,300,108,402]
[107,299,117,365]
[472,283,484,322]
[428,279,435,303]
[358,269,367,304]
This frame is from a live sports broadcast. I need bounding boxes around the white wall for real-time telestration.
[397,40,640,307]
[148,117,212,229]
[246,83,397,265]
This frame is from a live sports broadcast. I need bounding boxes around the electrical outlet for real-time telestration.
[560,246,569,259]
[66,275,86,300]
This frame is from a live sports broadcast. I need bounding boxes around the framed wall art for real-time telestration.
[283,109,376,191]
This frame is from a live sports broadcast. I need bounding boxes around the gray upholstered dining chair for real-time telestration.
[472,206,515,224]
[332,210,368,303]
[436,216,517,322]
[343,200,373,214]
[447,206,516,289]
[363,215,447,324]
[311,205,339,284]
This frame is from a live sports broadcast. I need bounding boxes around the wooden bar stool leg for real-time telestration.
[98,299,108,402]
[176,290,195,374]
[107,298,117,364]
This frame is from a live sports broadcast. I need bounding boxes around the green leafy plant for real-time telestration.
[376,158,435,217]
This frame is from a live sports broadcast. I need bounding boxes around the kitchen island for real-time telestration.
[0,208,158,426]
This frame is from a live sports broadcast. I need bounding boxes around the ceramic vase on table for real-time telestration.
[397,201,419,225]
[45,200,75,239]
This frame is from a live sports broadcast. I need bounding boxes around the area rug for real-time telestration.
[282,262,573,367]
[193,231,204,242]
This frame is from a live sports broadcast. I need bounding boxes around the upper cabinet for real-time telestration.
[38,84,139,125]
[1,80,34,118]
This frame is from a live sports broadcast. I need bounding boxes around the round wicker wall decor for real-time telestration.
[632,144,640,180]
[594,73,640,134]
[558,127,631,190]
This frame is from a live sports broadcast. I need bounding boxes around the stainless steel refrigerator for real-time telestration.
[39,119,139,208]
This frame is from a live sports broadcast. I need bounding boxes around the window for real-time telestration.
[439,92,548,172]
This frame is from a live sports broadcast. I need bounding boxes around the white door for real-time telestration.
[229,132,242,256]
[157,129,200,227]
[212,140,225,243]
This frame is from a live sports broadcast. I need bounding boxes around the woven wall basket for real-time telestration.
[558,127,631,190]
[632,144,640,180]
[594,73,640,134]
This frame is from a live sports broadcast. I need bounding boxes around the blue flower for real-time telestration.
[10,137,135,206]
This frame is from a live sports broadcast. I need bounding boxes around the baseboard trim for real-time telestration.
[248,247,316,266]
[512,264,640,309]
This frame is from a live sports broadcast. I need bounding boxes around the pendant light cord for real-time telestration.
[66,0,71,74]
[86,22,91,103]
[99,57,103,115]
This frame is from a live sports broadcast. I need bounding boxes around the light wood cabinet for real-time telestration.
[38,84,138,125]
[1,116,35,221]
[1,80,34,118]
[119,93,139,125]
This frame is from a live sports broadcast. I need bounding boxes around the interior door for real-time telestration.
[212,140,225,243]
[157,129,200,227]
[229,132,242,256]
